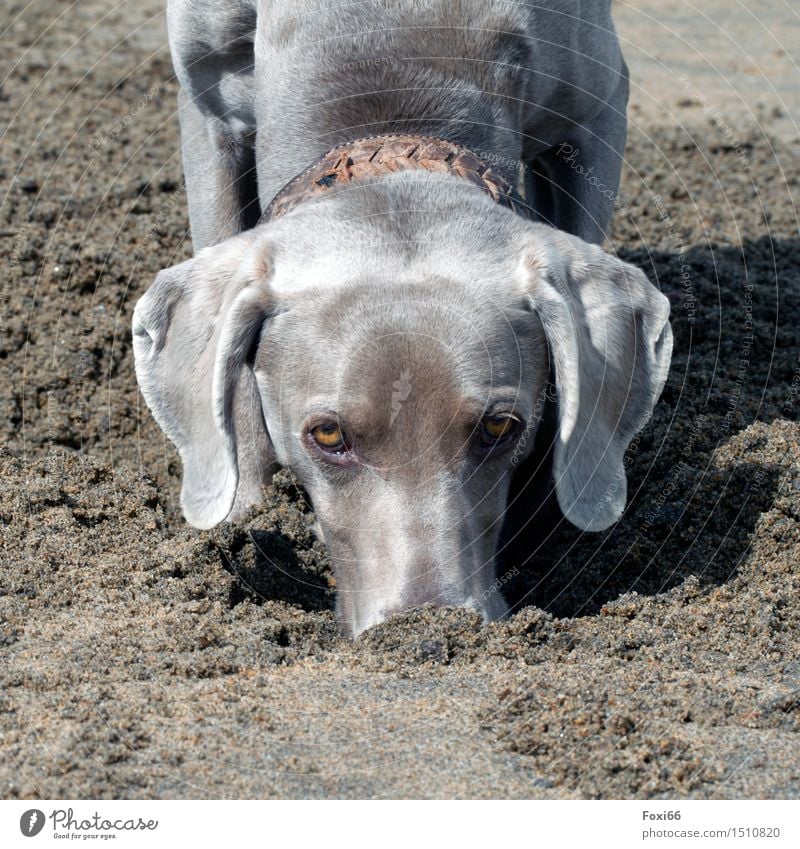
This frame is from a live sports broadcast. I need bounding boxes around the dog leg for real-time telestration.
[177,89,260,251]
[523,72,630,245]
[168,0,260,250]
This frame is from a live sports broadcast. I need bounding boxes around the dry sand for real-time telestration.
[1,0,799,798]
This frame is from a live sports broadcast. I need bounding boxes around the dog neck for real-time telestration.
[261,134,527,222]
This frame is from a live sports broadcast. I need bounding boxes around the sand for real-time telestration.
[1,0,799,799]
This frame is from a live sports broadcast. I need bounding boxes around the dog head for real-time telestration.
[133,177,672,635]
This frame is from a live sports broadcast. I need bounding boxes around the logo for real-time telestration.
[19,810,45,837]
[390,370,412,426]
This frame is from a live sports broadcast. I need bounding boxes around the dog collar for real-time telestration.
[261,133,527,221]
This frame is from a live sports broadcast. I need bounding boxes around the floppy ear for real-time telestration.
[132,230,276,529]
[521,227,673,532]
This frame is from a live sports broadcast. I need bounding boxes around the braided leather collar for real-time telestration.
[261,133,527,222]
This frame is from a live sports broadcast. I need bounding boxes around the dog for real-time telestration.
[133,0,673,636]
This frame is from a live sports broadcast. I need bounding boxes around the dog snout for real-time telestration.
[342,551,463,637]
[394,568,454,609]
[320,477,511,636]
[343,545,508,636]
[378,565,458,619]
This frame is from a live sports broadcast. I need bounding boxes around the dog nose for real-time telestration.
[382,569,455,617]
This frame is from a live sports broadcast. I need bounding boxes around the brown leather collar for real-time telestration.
[261,133,527,222]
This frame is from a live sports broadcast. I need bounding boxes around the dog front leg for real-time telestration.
[523,73,630,246]
[177,88,260,252]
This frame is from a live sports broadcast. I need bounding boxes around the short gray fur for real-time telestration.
[133,1,672,636]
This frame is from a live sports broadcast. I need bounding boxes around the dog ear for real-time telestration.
[132,230,276,529]
[521,227,673,531]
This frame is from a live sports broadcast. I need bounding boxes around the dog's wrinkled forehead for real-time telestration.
[323,329,471,468]
[264,277,543,402]
[256,276,548,469]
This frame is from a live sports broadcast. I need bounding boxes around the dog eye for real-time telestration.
[481,414,520,443]
[311,421,346,451]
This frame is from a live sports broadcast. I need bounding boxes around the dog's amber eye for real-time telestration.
[311,421,345,451]
[482,414,518,441]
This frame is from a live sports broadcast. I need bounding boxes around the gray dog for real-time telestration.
[133,0,672,636]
